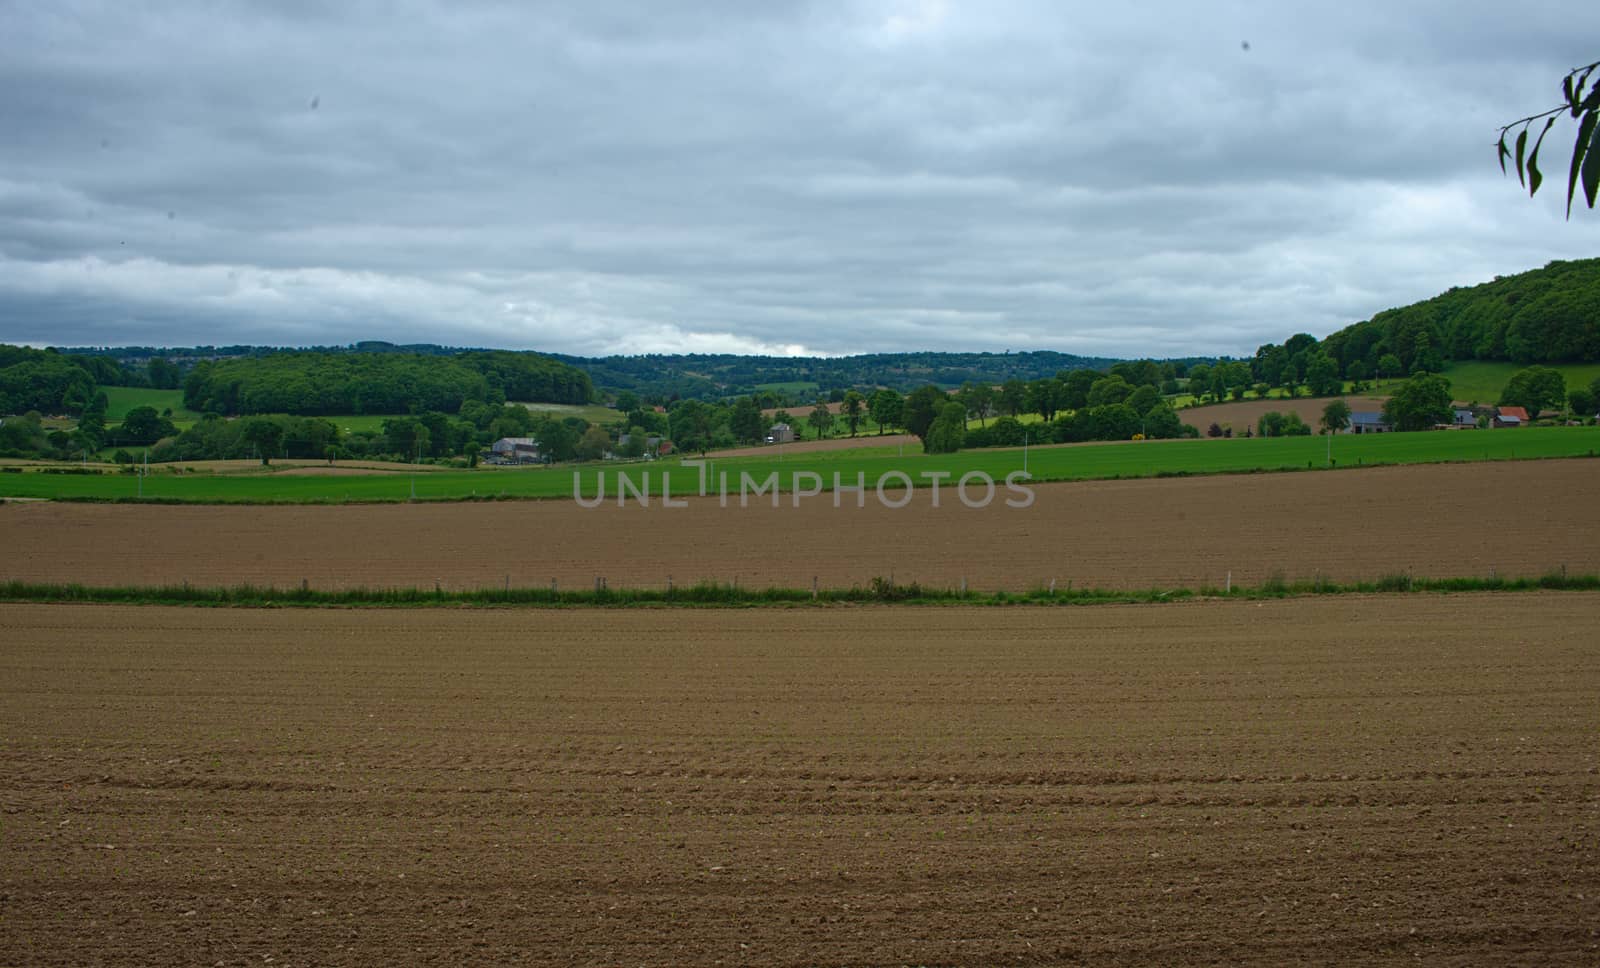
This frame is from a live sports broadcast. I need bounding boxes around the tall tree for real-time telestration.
[808,400,834,439]
[240,416,287,465]
[1498,365,1566,420]
[902,385,947,442]
[576,425,611,461]
[868,389,902,434]
[1320,399,1352,434]
[998,379,1027,417]
[668,399,713,455]
[924,402,966,454]
[1058,369,1099,411]
[1382,373,1453,431]
[1025,378,1061,422]
[729,396,764,443]
[1305,353,1343,396]
[840,390,866,437]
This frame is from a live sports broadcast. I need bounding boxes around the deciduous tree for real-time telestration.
[1382,373,1453,431]
[1320,399,1352,434]
[1498,365,1566,421]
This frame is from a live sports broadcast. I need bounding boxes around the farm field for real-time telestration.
[513,400,620,425]
[3,425,1598,503]
[1177,395,1391,434]
[100,386,198,424]
[4,459,1597,592]
[1436,360,1600,406]
[706,432,919,459]
[2,597,1596,965]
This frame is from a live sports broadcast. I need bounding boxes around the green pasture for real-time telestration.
[515,401,620,424]
[3,425,1597,504]
[754,381,820,397]
[101,387,199,425]
[1434,361,1600,406]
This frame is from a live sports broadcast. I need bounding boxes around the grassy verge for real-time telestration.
[1,571,1595,609]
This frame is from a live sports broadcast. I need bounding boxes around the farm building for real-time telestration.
[489,437,541,463]
[766,422,795,444]
[615,434,667,457]
[1347,412,1392,434]
[1493,406,1528,428]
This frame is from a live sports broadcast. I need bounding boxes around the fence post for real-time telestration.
[812,576,818,600]
[1226,571,1231,594]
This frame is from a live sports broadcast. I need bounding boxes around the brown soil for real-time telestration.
[3,459,1596,592]
[2,597,1596,965]
[1179,396,1391,434]
[264,465,426,477]
[202,459,451,475]
[708,432,920,458]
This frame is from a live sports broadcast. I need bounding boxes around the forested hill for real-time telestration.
[1316,258,1600,375]
[551,350,1137,399]
[182,350,593,416]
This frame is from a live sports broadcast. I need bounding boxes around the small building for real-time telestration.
[1436,409,1477,430]
[615,434,666,457]
[1347,411,1392,434]
[489,436,541,463]
[766,422,795,444]
[1493,406,1529,428]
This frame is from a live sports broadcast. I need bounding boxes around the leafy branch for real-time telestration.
[1498,59,1600,217]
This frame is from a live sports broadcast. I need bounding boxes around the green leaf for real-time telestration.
[1498,133,1510,175]
[1567,110,1599,218]
[1528,117,1556,196]
[1565,74,1576,110]
[1582,115,1600,209]
[1514,127,1528,187]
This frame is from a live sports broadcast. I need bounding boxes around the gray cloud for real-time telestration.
[0,0,1593,357]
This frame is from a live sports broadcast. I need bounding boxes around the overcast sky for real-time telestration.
[0,1,1594,358]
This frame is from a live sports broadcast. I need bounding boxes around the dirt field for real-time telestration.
[4,459,1596,592]
[1179,396,1390,435]
[709,432,919,458]
[1,597,1595,965]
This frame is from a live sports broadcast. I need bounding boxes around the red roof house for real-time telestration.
[1493,406,1529,428]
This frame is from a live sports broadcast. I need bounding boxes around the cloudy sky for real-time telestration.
[0,1,1594,358]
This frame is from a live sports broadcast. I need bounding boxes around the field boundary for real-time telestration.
[8,448,1599,506]
[2,572,1596,609]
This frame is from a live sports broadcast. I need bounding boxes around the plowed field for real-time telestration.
[2,597,1596,965]
[1177,396,1391,435]
[4,459,1596,592]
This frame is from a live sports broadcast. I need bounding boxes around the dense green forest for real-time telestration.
[1309,258,1600,377]
[0,345,122,415]
[553,350,1138,400]
[181,350,593,415]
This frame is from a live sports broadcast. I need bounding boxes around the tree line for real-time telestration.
[1311,257,1600,376]
[182,350,593,416]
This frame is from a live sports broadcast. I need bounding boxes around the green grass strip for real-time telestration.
[0,571,1595,609]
